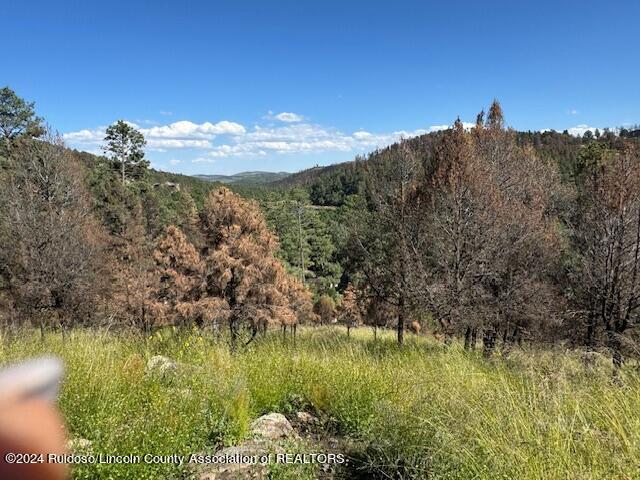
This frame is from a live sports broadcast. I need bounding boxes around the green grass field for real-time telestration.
[1,326,639,479]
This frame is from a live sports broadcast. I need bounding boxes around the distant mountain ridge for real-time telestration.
[194,171,290,185]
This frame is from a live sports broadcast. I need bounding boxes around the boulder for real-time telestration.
[296,411,319,425]
[250,413,296,441]
[198,443,269,480]
[146,355,178,380]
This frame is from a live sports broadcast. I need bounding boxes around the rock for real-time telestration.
[198,444,269,480]
[250,413,296,441]
[296,411,319,424]
[67,437,92,453]
[146,355,178,380]
[196,440,282,480]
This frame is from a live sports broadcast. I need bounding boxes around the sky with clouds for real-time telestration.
[4,0,639,175]
[62,114,461,174]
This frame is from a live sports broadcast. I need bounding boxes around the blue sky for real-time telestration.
[4,0,639,175]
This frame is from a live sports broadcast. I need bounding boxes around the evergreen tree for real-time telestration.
[0,87,43,147]
[103,120,148,185]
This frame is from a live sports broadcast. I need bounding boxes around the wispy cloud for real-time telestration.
[274,112,303,123]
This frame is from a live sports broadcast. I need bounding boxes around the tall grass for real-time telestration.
[0,326,638,479]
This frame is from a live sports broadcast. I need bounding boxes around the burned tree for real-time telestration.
[0,132,102,333]
[571,140,640,367]
[352,140,426,345]
[199,187,312,348]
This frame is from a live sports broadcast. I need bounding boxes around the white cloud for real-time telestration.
[353,131,373,140]
[569,109,579,115]
[159,110,173,116]
[567,124,600,137]
[201,122,465,158]
[135,119,160,126]
[64,119,246,152]
[63,128,104,144]
[143,120,245,139]
[192,156,215,163]
[63,114,489,163]
[147,139,213,150]
[169,159,182,165]
[275,112,303,123]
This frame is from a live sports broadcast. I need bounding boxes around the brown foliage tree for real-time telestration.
[108,204,159,331]
[199,188,306,347]
[362,295,396,340]
[339,284,361,336]
[354,102,563,352]
[421,107,563,355]
[151,225,222,328]
[141,187,312,347]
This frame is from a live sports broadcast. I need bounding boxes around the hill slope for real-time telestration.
[270,128,639,206]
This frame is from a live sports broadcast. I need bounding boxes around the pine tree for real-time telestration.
[103,120,148,185]
[487,99,504,130]
[199,187,311,347]
[0,87,43,156]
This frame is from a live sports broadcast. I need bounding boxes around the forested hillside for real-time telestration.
[2,87,640,479]
[3,88,640,364]
[272,127,639,206]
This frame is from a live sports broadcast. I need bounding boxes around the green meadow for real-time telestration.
[1,327,638,479]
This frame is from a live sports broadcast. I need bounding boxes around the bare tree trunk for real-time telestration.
[585,307,596,350]
[483,327,497,358]
[464,326,472,350]
[229,315,238,352]
[397,295,405,346]
[607,329,623,374]
[503,326,519,358]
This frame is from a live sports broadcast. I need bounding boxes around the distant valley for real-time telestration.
[193,171,290,185]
